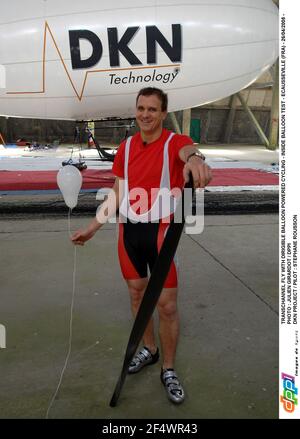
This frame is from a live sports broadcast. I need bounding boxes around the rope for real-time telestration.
[45,208,77,419]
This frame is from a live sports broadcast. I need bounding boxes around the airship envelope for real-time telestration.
[0,0,278,120]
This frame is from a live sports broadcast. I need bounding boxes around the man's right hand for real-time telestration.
[71,178,120,246]
[71,228,96,246]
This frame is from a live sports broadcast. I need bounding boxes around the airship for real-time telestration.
[0,0,278,120]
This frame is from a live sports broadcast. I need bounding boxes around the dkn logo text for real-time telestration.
[69,24,182,69]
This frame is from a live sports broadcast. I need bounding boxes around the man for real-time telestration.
[71,87,212,404]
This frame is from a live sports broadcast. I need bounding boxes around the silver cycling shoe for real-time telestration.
[160,368,185,404]
[128,346,159,374]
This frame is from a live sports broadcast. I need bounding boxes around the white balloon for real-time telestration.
[57,165,83,209]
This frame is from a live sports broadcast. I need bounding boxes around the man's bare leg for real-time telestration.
[157,287,179,369]
[126,278,157,354]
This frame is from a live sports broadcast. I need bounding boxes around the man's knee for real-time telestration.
[127,280,147,306]
[128,285,144,302]
[158,301,178,320]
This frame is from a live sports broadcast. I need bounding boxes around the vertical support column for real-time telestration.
[200,110,211,144]
[0,116,7,144]
[268,59,279,150]
[223,94,238,143]
[87,121,95,137]
[6,117,13,144]
[182,108,191,136]
[87,120,95,148]
[237,92,270,147]
[169,112,182,134]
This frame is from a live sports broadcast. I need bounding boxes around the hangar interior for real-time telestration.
[0,0,282,422]
[0,65,278,150]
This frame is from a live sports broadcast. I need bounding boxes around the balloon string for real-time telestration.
[45,208,77,419]
[68,208,72,238]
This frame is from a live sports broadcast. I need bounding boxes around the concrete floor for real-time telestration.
[0,213,278,419]
[200,144,278,165]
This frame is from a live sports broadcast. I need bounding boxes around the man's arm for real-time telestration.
[71,177,122,245]
[178,145,212,188]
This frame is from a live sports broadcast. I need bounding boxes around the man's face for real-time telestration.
[135,94,167,135]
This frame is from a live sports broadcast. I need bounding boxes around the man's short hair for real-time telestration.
[136,87,168,112]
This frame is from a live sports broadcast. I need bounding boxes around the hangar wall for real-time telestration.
[0,70,276,146]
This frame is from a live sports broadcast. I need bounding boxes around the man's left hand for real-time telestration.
[183,156,212,188]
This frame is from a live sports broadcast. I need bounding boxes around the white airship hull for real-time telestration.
[0,0,278,120]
